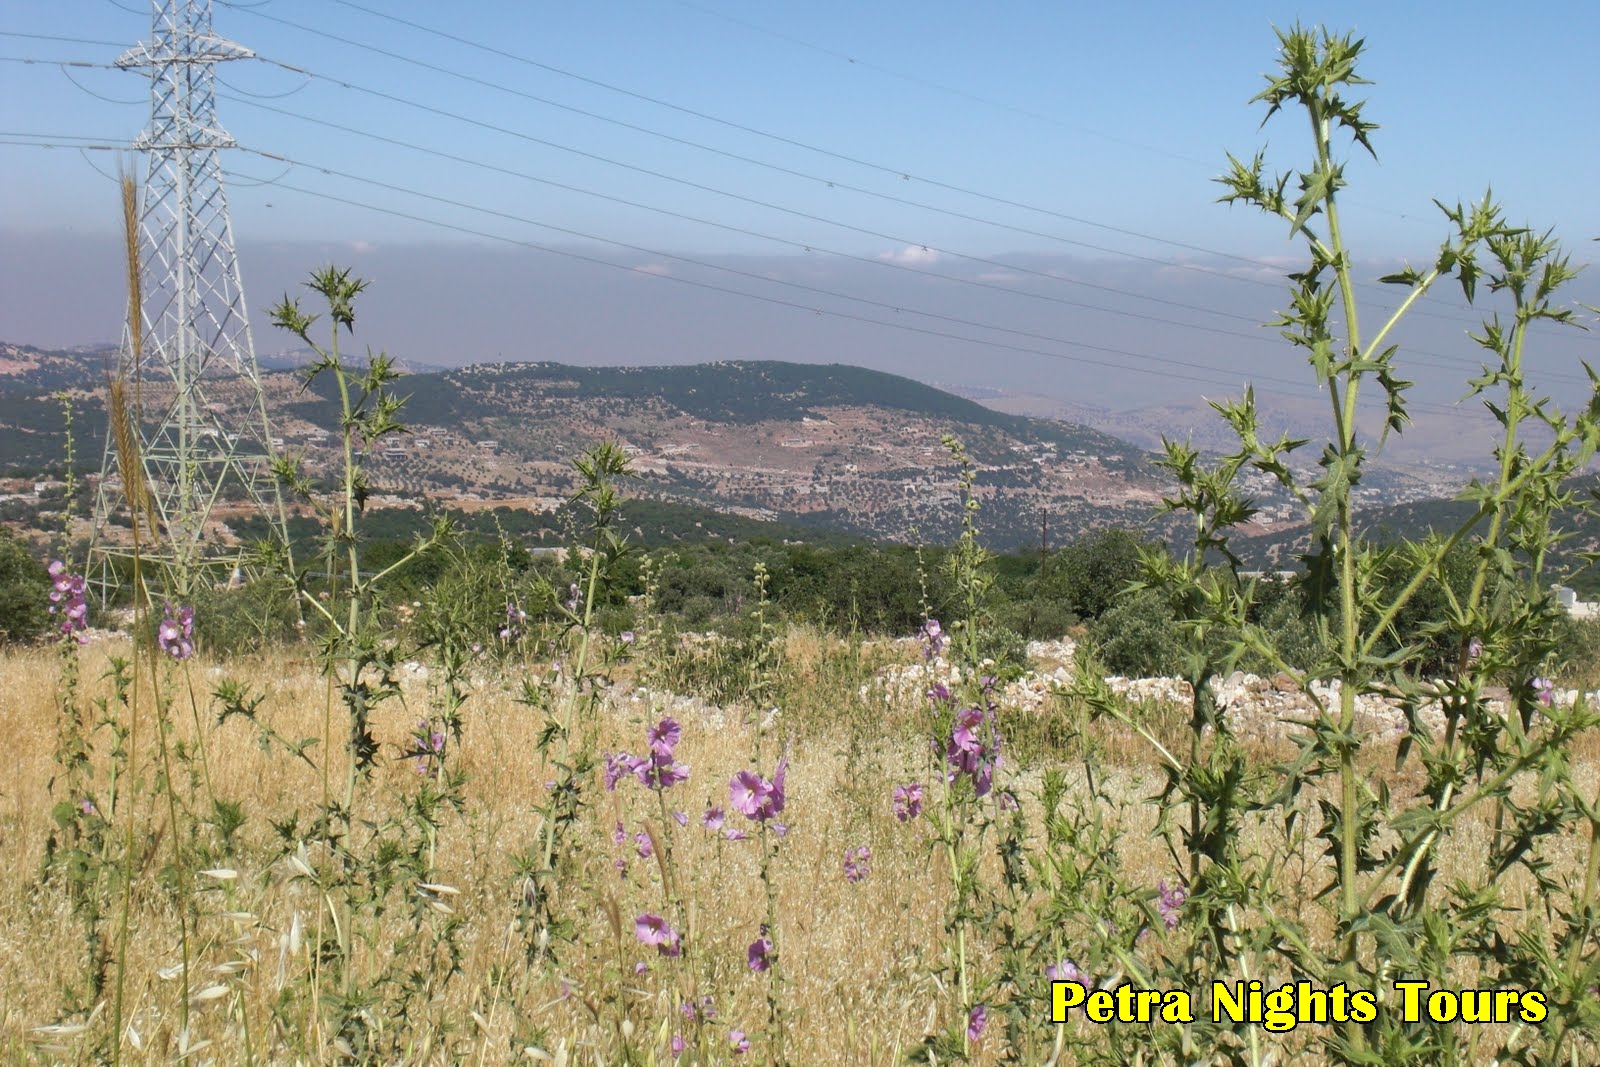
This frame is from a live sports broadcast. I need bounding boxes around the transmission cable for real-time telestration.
[227,150,1503,419]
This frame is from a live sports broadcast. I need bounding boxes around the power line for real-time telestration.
[222,94,1597,391]
[219,1,1493,329]
[0,133,127,147]
[225,64,1276,327]
[0,31,127,48]
[223,92,1290,345]
[0,134,1557,421]
[237,147,1307,388]
[228,92,1600,391]
[660,0,1208,168]
[225,151,1500,420]
[3,119,1583,393]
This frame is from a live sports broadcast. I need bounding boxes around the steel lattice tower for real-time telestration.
[90,0,291,599]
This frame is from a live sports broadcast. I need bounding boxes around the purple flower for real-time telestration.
[1046,959,1083,983]
[639,750,690,790]
[411,720,447,774]
[920,618,946,659]
[946,707,1001,797]
[47,561,89,644]
[620,630,636,645]
[729,758,788,821]
[604,752,643,792]
[1467,636,1483,660]
[500,598,527,642]
[671,809,688,827]
[702,806,725,832]
[680,995,717,1021]
[892,782,923,822]
[157,603,195,660]
[729,1030,749,1055]
[79,798,96,816]
[1533,677,1555,707]
[723,828,749,841]
[648,717,682,757]
[842,845,871,883]
[634,830,654,859]
[633,960,649,974]
[612,821,626,846]
[634,913,681,956]
[671,1034,685,1055]
[747,936,772,971]
[967,1004,987,1042]
[1158,879,1186,929]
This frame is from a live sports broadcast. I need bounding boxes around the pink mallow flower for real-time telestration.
[729,758,788,821]
[967,1004,987,1042]
[747,936,772,972]
[634,913,682,956]
[1533,677,1555,707]
[1047,959,1083,983]
[892,782,923,822]
[842,845,871,883]
[157,603,195,660]
[1157,879,1186,930]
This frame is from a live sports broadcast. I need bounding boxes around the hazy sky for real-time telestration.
[3,1,1598,412]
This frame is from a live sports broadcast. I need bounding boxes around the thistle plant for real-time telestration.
[262,267,459,1056]
[511,441,633,957]
[1078,24,1600,1065]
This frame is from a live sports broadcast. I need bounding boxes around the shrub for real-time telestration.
[0,529,50,643]
[1086,587,1184,677]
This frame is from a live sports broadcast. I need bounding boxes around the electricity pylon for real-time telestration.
[89,0,292,600]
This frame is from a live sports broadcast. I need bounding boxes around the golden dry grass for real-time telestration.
[0,634,1594,1065]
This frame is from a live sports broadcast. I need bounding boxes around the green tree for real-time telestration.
[1041,527,1147,619]
[0,530,50,642]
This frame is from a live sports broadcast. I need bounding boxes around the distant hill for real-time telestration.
[1230,473,1600,594]
[0,345,1165,550]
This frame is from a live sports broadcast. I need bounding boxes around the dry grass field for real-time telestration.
[3,625,1596,1066]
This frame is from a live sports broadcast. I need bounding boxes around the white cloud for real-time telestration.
[877,245,940,267]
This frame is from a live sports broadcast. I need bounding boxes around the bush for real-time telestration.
[1086,587,1183,677]
[189,578,303,656]
[1039,528,1150,620]
[0,530,51,643]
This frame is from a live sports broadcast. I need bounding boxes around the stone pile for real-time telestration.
[864,641,1600,742]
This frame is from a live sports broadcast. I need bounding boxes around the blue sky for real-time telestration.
[2,1,1597,412]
